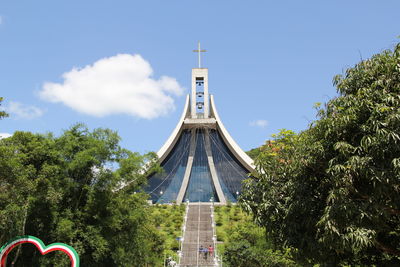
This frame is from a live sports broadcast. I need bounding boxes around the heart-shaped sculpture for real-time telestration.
[0,235,79,267]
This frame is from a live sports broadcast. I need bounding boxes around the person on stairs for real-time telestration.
[208,245,214,257]
[199,245,204,257]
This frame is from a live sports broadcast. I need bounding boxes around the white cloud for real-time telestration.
[0,133,12,139]
[249,119,268,128]
[6,102,44,119]
[39,54,185,119]
[0,16,2,25]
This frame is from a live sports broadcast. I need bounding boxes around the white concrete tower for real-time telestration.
[191,42,209,118]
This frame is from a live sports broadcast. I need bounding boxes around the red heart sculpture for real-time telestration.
[0,235,79,267]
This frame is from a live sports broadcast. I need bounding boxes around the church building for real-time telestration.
[146,43,254,204]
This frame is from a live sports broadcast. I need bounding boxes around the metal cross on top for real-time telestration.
[193,41,207,68]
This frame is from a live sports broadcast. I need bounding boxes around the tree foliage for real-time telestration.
[246,147,262,160]
[0,97,9,119]
[0,124,162,266]
[241,43,400,265]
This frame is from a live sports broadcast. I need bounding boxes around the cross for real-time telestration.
[193,41,207,68]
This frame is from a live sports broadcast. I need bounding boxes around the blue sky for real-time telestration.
[0,1,399,154]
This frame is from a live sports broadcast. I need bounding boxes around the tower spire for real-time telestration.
[193,41,207,68]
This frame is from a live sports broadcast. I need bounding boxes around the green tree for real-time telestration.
[0,124,162,266]
[246,147,262,160]
[0,97,9,119]
[241,43,400,265]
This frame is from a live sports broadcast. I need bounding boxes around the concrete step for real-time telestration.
[179,203,216,266]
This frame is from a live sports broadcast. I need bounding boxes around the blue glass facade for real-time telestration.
[146,130,191,203]
[183,129,218,202]
[145,128,250,203]
[209,129,250,201]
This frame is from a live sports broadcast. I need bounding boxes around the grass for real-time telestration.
[148,204,186,264]
[214,203,252,257]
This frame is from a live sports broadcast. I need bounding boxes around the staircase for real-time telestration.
[179,203,216,267]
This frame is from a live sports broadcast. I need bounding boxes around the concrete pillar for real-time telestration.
[191,68,209,118]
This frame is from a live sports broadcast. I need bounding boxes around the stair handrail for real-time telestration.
[177,200,189,266]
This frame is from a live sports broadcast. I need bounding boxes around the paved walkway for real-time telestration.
[179,203,215,267]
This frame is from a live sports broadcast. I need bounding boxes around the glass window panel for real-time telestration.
[209,129,250,202]
[184,129,218,202]
[145,130,191,203]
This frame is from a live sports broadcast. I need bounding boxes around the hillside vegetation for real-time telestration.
[149,204,185,265]
[215,204,296,267]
